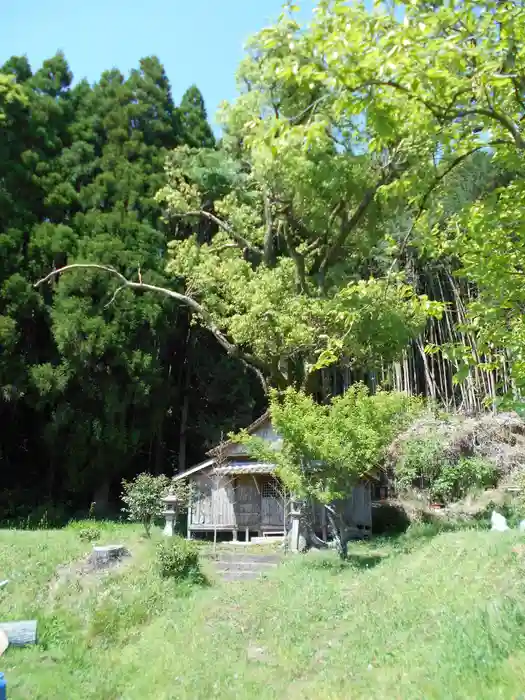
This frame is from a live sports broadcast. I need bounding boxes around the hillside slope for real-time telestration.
[2,527,525,699]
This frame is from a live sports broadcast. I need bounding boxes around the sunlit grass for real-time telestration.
[2,523,525,698]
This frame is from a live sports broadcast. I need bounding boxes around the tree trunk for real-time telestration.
[178,330,194,474]
[284,501,357,560]
[92,480,110,517]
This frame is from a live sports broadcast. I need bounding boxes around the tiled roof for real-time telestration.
[213,462,275,476]
[172,458,215,481]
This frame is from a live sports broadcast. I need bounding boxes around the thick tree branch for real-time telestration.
[358,79,443,117]
[360,79,525,148]
[304,237,322,255]
[451,108,525,149]
[511,77,525,115]
[316,185,379,281]
[282,224,308,294]
[263,193,276,267]
[390,140,514,272]
[34,263,273,392]
[173,210,263,261]
[289,94,330,125]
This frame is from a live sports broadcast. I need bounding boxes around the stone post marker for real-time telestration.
[289,497,307,553]
[161,493,179,536]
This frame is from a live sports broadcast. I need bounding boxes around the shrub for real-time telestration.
[156,537,202,582]
[77,526,101,542]
[121,473,170,537]
[395,438,498,503]
[394,437,444,493]
[432,457,498,502]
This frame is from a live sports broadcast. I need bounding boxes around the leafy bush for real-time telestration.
[77,526,101,542]
[395,438,498,503]
[156,537,202,582]
[238,384,423,504]
[393,437,444,492]
[432,457,498,502]
[121,473,170,537]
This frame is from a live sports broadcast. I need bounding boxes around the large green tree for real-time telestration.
[0,52,247,519]
[237,385,421,555]
[44,12,441,394]
[269,0,525,402]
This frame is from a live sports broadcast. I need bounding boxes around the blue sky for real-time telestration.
[1,0,315,130]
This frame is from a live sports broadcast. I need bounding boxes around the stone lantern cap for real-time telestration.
[161,493,180,506]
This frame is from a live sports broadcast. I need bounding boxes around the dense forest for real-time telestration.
[0,53,264,519]
[2,0,525,520]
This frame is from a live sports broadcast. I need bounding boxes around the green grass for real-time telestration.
[2,522,525,698]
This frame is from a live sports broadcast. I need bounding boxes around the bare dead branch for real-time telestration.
[34,263,272,392]
[173,210,263,261]
[104,284,128,308]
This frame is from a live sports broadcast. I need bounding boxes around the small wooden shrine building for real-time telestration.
[173,413,373,542]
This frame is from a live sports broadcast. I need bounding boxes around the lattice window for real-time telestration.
[261,480,280,499]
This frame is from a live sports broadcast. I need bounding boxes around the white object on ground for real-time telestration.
[0,620,37,646]
[519,520,525,532]
[0,580,8,589]
[0,630,8,656]
[491,510,509,532]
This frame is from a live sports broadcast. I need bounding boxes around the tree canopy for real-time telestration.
[4,0,525,520]
[0,52,259,520]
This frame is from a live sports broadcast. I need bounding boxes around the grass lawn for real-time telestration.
[2,522,525,699]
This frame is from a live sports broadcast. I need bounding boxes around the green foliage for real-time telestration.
[238,385,422,503]
[6,526,525,697]
[156,536,202,581]
[394,437,444,492]
[157,16,445,389]
[121,473,170,536]
[275,0,525,400]
[6,0,525,522]
[162,0,525,402]
[0,73,27,124]
[0,49,255,519]
[77,526,101,543]
[167,478,191,507]
[395,439,498,503]
[433,458,498,503]
[179,85,216,149]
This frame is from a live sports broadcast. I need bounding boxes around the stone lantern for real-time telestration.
[289,496,307,553]
[161,493,179,537]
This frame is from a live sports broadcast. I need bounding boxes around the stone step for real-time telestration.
[209,554,281,564]
[212,551,281,582]
[250,536,284,545]
[217,569,269,581]
[215,560,278,571]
